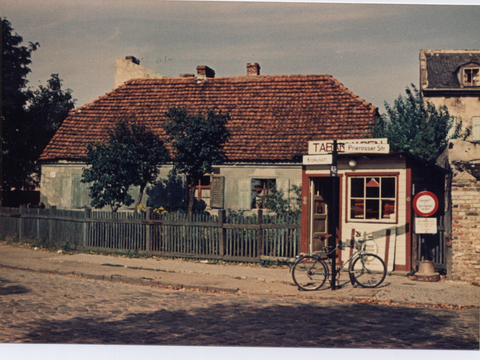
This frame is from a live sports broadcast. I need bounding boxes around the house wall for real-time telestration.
[40,162,303,213]
[424,96,480,140]
[304,157,409,272]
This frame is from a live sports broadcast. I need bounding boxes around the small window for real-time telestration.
[349,176,396,222]
[251,179,276,209]
[463,67,480,87]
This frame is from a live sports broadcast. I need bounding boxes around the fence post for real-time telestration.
[257,209,264,260]
[218,209,226,257]
[146,207,152,252]
[49,206,56,244]
[19,205,26,240]
[83,207,91,248]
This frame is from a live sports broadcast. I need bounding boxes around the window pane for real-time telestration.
[315,200,326,214]
[366,177,380,198]
[381,178,396,198]
[366,199,380,219]
[350,199,364,219]
[314,219,326,233]
[351,178,364,197]
[382,200,395,219]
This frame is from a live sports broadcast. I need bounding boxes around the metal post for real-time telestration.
[330,140,338,290]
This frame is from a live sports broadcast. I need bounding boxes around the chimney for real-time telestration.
[196,65,215,80]
[247,63,260,76]
[125,56,140,65]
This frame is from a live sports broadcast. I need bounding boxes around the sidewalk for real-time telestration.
[0,243,478,308]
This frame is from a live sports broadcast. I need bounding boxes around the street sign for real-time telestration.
[308,138,388,155]
[302,155,332,165]
[415,217,437,234]
[413,191,439,217]
[343,143,390,154]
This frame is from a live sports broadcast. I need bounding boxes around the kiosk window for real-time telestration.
[349,176,396,221]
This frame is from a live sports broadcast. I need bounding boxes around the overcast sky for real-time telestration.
[2,0,479,115]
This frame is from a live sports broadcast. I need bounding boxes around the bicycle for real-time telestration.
[290,238,386,290]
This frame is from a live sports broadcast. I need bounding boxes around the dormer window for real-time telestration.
[463,67,480,87]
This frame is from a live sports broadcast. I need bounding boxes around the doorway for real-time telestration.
[309,177,338,254]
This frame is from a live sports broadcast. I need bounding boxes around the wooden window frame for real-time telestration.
[345,172,399,224]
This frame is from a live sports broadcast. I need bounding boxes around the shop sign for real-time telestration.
[413,191,439,217]
[415,217,437,234]
[308,138,388,155]
[303,155,332,165]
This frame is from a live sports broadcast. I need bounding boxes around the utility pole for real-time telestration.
[330,140,339,290]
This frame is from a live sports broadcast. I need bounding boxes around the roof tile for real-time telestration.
[40,74,378,162]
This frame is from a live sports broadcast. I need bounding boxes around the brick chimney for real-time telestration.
[125,56,140,65]
[196,65,215,80]
[247,63,260,76]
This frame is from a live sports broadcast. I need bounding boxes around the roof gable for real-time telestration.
[39,74,378,163]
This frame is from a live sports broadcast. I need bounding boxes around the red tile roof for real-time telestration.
[39,74,378,162]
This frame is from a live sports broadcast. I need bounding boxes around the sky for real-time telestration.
[2,0,479,115]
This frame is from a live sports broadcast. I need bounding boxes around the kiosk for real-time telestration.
[301,139,447,272]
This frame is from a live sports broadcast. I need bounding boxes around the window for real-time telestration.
[189,176,211,201]
[251,178,276,209]
[349,176,396,222]
[463,67,480,87]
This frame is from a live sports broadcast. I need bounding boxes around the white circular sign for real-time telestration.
[413,191,439,217]
[416,195,436,213]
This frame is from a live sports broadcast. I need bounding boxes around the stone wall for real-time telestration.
[451,171,480,283]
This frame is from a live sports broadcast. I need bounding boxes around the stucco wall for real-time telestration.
[40,162,302,213]
[424,95,480,140]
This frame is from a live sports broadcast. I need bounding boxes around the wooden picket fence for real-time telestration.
[0,206,300,262]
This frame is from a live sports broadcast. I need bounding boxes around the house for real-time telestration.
[420,49,480,282]
[39,58,378,215]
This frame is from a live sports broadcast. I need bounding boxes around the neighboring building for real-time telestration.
[421,49,480,282]
[39,60,378,215]
[114,56,166,88]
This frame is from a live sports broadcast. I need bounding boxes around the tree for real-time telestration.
[369,84,469,162]
[255,182,302,218]
[162,106,230,214]
[1,18,75,191]
[82,118,169,212]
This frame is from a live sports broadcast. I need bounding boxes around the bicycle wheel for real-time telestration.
[350,253,386,288]
[292,255,328,291]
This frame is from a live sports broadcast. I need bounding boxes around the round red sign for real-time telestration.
[413,191,439,217]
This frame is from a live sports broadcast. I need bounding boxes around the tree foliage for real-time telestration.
[1,18,75,191]
[162,106,230,214]
[82,118,169,212]
[369,84,469,162]
[255,182,302,218]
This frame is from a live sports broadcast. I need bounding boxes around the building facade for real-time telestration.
[421,49,480,282]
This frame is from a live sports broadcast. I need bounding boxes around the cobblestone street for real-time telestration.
[1,267,478,350]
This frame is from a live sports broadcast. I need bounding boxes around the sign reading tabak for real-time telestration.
[308,138,389,155]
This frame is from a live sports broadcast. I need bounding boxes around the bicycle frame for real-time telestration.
[289,239,371,285]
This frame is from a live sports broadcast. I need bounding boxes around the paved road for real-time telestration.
[1,267,478,349]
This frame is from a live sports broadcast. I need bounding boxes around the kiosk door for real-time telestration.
[310,178,334,254]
